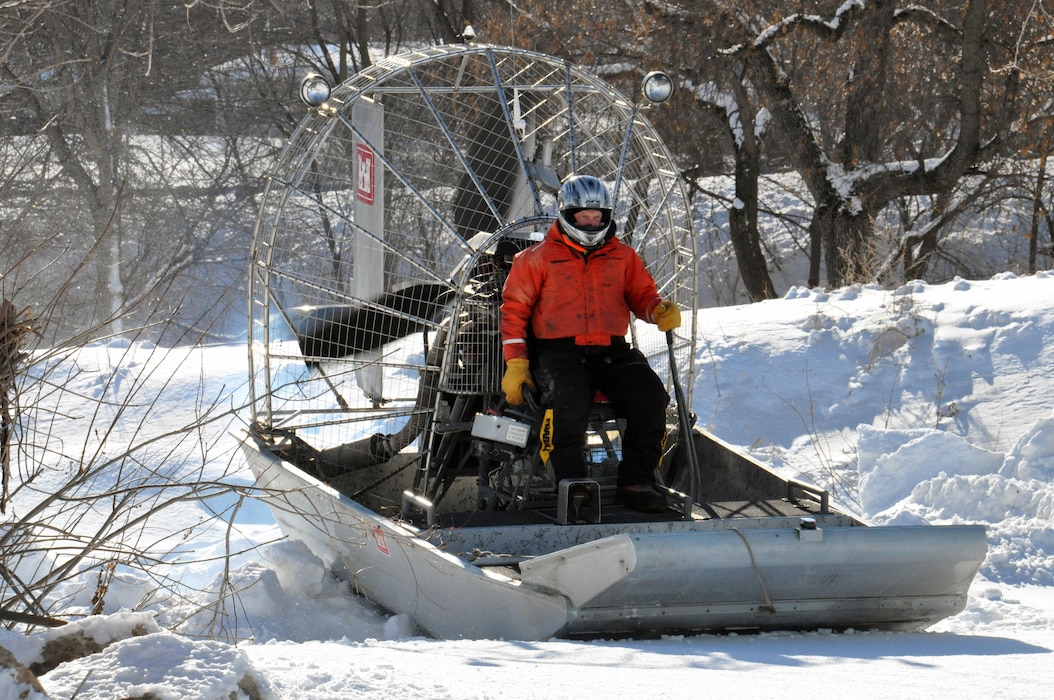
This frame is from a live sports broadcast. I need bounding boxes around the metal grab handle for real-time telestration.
[786,478,830,514]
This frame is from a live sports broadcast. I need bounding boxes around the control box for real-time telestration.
[471,413,531,448]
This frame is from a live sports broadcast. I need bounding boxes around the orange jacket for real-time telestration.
[500,221,663,361]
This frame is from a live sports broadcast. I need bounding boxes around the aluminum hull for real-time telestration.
[241,433,987,640]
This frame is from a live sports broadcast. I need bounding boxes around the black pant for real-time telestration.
[533,343,669,488]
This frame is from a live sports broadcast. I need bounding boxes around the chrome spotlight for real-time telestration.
[299,73,331,108]
[641,71,673,104]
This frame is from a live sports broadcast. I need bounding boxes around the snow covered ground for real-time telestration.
[3,272,1054,698]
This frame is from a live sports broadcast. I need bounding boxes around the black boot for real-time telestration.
[616,483,666,513]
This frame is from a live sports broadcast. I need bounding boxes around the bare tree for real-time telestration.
[0,2,283,340]
[484,0,1054,294]
[0,56,285,641]
[0,218,255,631]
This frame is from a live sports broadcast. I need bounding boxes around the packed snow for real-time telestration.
[3,273,1054,698]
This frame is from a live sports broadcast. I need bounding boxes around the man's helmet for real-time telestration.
[557,175,613,248]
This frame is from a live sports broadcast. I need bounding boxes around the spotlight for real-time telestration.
[299,73,331,108]
[642,71,673,104]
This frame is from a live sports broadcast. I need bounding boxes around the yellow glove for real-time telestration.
[501,358,536,405]
[654,300,681,332]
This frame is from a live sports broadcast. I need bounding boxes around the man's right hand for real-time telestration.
[501,358,536,405]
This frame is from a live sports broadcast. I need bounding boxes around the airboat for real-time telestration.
[239,43,987,640]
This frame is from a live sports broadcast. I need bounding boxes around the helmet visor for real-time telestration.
[558,207,613,248]
[562,207,612,232]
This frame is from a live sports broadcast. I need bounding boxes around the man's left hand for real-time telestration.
[654,300,681,332]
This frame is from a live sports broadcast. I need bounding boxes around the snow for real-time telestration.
[4,273,1054,698]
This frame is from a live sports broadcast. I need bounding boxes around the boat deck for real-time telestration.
[251,427,843,532]
[429,497,822,529]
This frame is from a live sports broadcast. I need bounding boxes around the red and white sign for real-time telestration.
[370,525,390,556]
[356,143,375,205]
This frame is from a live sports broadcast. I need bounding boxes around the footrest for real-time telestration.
[656,484,693,520]
[401,490,436,527]
[557,479,601,524]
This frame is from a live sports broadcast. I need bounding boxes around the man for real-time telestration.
[499,174,681,513]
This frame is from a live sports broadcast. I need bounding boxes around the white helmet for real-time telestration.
[557,175,613,248]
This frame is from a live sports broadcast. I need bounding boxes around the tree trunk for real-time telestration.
[807,205,827,288]
[1030,149,1048,274]
[840,0,895,166]
[903,229,938,281]
[814,206,875,288]
[729,140,778,300]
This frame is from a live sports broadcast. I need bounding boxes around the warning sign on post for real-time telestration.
[356,143,375,205]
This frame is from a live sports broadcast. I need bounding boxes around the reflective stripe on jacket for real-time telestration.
[499,221,662,361]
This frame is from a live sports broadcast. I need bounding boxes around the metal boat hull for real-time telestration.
[241,434,987,640]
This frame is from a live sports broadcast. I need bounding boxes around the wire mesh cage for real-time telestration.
[248,44,697,458]
[440,291,503,396]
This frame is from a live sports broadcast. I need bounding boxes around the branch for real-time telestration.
[721,0,867,55]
